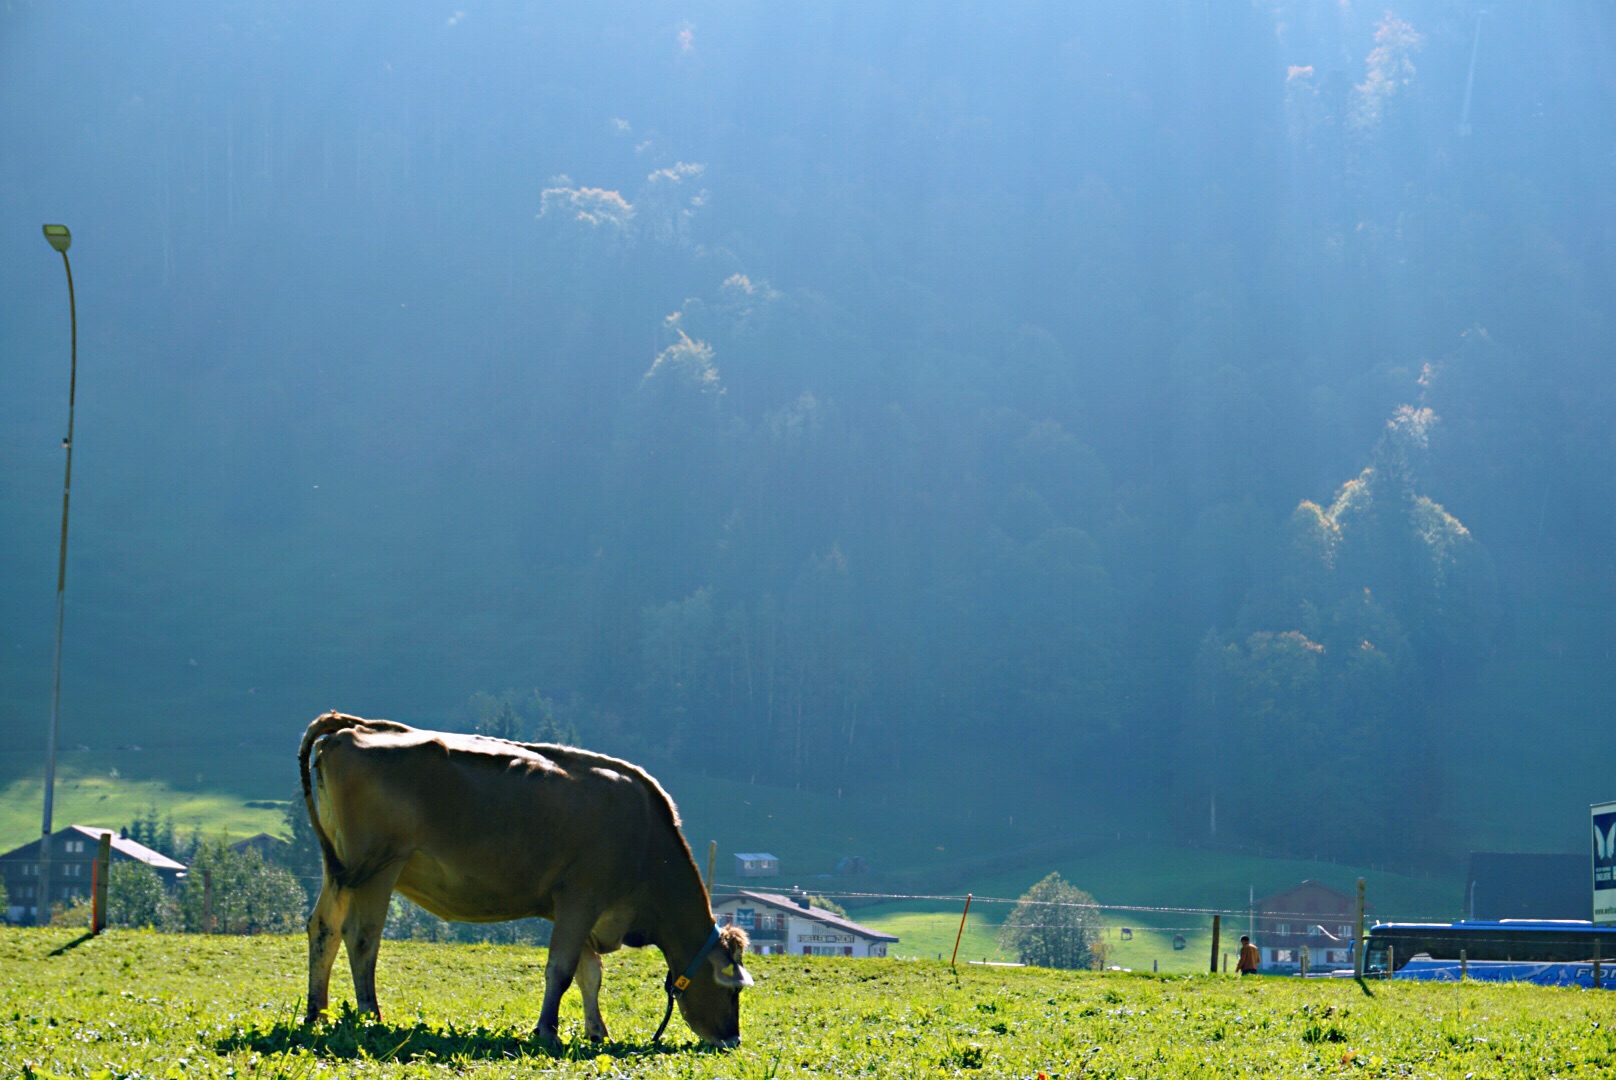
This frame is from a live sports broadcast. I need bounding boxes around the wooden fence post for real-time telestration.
[951,894,973,968]
[91,832,111,934]
[1353,878,1366,978]
[1209,914,1220,974]
[203,869,214,934]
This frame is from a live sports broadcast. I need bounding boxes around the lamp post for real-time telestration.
[37,223,76,926]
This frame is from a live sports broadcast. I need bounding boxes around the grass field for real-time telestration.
[5,926,1614,1078]
[851,843,1462,973]
[0,769,286,851]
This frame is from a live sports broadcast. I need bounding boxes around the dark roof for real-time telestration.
[1466,852,1586,921]
[1255,879,1358,911]
[230,832,290,850]
[0,825,186,873]
[714,889,899,942]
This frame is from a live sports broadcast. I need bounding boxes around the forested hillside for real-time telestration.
[3,1,1612,867]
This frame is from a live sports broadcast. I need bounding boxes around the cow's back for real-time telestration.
[313,724,670,922]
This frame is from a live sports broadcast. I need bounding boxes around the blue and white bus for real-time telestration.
[1363,920,1616,988]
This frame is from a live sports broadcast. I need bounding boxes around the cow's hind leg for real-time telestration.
[577,947,610,1042]
[342,868,402,1020]
[305,878,351,1023]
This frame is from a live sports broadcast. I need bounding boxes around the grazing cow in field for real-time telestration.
[298,711,752,1046]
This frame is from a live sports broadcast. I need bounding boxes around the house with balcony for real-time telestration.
[1251,879,1361,972]
[712,887,898,958]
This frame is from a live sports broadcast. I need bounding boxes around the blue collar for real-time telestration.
[672,924,724,995]
[653,923,725,1044]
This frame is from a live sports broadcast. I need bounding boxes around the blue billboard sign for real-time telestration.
[1593,802,1616,924]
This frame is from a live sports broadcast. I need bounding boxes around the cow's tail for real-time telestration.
[298,710,365,884]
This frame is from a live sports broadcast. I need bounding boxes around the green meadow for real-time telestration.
[0,769,286,851]
[852,844,1461,973]
[4,927,1614,1078]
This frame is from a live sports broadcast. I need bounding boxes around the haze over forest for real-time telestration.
[3,1,1613,870]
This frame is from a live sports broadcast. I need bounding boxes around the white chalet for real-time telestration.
[712,888,898,958]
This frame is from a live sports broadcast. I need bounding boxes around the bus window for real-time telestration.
[1364,939,1392,975]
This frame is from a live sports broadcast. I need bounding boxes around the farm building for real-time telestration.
[1251,879,1360,972]
[712,887,898,958]
[230,832,292,864]
[1,825,187,925]
[732,852,779,878]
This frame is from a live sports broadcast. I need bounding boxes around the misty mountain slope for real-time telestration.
[4,1,1613,867]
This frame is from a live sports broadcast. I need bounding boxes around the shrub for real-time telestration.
[109,861,182,931]
[181,838,308,934]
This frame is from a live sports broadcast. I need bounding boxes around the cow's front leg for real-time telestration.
[576,947,610,1042]
[342,870,401,1019]
[305,878,349,1023]
[534,914,590,1047]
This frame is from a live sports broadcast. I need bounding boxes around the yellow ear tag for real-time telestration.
[674,975,691,992]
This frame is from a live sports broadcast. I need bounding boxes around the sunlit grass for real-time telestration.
[858,906,1012,963]
[5,926,1616,1078]
[0,769,286,850]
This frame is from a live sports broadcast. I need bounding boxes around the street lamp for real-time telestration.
[37,223,77,925]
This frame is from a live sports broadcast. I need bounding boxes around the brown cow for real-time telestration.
[298,712,752,1046]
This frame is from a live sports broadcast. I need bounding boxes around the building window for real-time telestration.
[1274,922,1290,935]
[1272,949,1295,963]
[1337,925,1352,938]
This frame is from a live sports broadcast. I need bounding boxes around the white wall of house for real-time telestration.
[712,895,893,958]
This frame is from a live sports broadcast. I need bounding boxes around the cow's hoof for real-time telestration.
[531,1025,563,1052]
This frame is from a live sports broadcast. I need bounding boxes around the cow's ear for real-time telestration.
[709,950,754,989]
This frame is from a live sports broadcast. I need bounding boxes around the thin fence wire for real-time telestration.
[274,875,1400,924]
[710,883,1399,924]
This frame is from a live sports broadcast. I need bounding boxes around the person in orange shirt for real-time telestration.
[1237,935,1261,975]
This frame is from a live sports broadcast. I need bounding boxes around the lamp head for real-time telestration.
[43,224,71,253]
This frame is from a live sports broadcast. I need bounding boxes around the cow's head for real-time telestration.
[675,924,752,1047]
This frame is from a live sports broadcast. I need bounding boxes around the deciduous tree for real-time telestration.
[998,873,1107,970]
